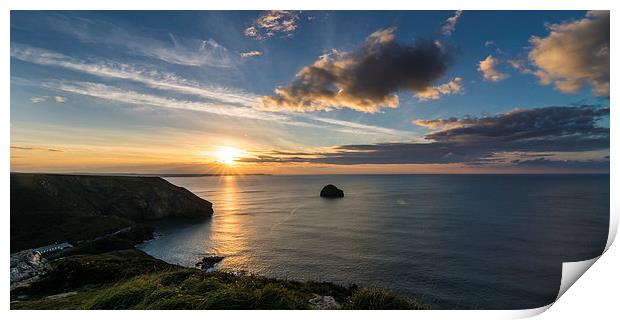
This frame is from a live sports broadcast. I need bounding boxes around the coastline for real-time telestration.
[10,173,429,310]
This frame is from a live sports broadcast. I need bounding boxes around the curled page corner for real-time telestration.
[507,304,553,319]
[513,253,603,318]
[515,205,616,318]
[470,255,603,319]
[556,256,600,300]
[550,212,616,307]
[605,208,618,253]
[554,187,618,303]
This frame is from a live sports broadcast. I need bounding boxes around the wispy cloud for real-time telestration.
[300,114,419,137]
[11,45,259,107]
[154,35,237,68]
[43,15,238,68]
[44,80,287,122]
[245,10,300,40]
[441,10,463,36]
[36,79,413,138]
[11,145,63,152]
[27,95,66,104]
[30,96,48,103]
[12,44,417,139]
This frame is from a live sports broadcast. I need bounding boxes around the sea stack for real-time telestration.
[320,184,344,198]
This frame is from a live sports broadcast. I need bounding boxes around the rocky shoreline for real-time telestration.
[195,255,225,270]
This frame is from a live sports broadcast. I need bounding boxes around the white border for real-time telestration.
[2,1,617,319]
[0,1,616,10]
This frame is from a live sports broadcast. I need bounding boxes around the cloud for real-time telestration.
[11,45,259,107]
[418,106,609,152]
[414,77,463,100]
[44,81,288,122]
[441,10,463,36]
[240,50,263,58]
[524,11,609,96]
[478,55,508,82]
[28,93,64,104]
[11,146,63,152]
[299,114,419,137]
[30,96,48,103]
[151,37,237,68]
[413,116,480,130]
[12,45,412,138]
[245,10,300,40]
[35,79,413,137]
[42,16,238,68]
[260,27,454,113]
[511,157,609,170]
[240,106,609,167]
[54,96,67,103]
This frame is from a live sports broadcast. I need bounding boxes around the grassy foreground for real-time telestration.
[11,250,430,310]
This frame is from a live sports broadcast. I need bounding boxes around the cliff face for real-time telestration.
[11,173,213,252]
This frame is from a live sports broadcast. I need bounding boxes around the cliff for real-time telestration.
[10,173,213,252]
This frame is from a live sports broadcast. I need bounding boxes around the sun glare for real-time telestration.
[215,147,243,165]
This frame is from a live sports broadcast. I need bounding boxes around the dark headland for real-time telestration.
[10,173,428,310]
[11,173,213,252]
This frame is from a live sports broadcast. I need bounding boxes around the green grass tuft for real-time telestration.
[343,288,431,310]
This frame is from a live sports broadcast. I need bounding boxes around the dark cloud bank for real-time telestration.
[241,105,609,170]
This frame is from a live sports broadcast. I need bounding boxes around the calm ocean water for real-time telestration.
[138,174,609,309]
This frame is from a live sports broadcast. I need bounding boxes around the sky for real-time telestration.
[10,10,610,174]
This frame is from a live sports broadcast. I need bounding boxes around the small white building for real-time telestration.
[33,242,73,255]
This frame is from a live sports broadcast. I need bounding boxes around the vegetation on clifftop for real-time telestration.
[11,250,430,310]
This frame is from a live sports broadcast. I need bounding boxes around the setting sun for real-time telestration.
[215,147,244,165]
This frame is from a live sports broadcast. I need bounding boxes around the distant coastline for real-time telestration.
[9,171,609,177]
[10,172,272,177]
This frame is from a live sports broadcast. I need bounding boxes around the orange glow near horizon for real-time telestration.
[9,144,609,175]
[214,146,245,166]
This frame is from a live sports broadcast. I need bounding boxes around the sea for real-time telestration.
[137,174,609,309]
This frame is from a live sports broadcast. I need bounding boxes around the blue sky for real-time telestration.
[10,11,610,174]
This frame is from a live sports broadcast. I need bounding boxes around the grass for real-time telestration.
[11,250,430,310]
[344,288,429,310]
